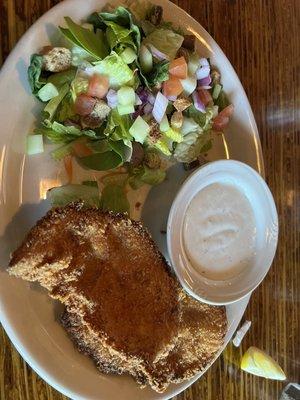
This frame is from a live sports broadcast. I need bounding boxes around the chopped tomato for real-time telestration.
[169,57,188,79]
[163,77,183,97]
[87,74,109,99]
[72,140,93,157]
[218,104,234,118]
[197,88,212,106]
[74,94,96,116]
[63,155,73,182]
[212,116,230,131]
[212,105,234,131]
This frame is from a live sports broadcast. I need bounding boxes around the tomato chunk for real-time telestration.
[163,77,183,97]
[218,104,234,118]
[74,94,96,116]
[212,105,234,131]
[169,57,188,79]
[212,116,230,131]
[87,74,109,99]
[197,88,212,106]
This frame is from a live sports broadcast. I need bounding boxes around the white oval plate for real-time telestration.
[0,0,264,399]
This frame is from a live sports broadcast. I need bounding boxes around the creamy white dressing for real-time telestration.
[183,183,257,280]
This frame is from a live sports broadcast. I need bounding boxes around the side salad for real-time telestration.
[27,1,233,214]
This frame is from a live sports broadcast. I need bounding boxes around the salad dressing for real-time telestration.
[183,183,257,280]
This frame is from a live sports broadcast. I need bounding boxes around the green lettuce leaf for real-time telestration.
[77,139,130,171]
[128,164,166,189]
[47,184,100,207]
[173,130,211,163]
[37,120,97,144]
[71,46,96,66]
[47,68,76,88]
[104,109,132,141]
[43,83,69,121]
[122,0,152,21]
[56,92,75,122]
[100,183,130,214]
[143,28,184,60]
[27,54,45,95]
[100,7,141,49]
[185,105,215,131]
[215,90,230,111]
[90,52,134,88]
[70,75,89,101]
[77,150,122,171]
[145,60,169,86]
[105,21,135,52]
[60,17,109,60]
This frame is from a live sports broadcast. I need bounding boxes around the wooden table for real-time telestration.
[0,0,299,399]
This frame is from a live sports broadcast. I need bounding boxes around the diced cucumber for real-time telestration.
[139,44,153,73]
[180,75,197,96]
[159,114,170,132]
[38,83,59,102]
[188,53,199,75]
[117,103,135,115]
[120,47,137,64]
[117,86,135,106]
[26,135,44,155]
[212,83,222,100]
[129,116,150,144]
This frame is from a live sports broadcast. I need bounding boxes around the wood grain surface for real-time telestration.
[0,0,299,399]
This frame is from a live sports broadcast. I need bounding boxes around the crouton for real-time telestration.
[42,47,72,72]
[173,97,192,112]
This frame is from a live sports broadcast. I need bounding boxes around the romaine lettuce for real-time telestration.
[47,184,100,207]
[128,164,166,189]
[36,120,97,144]
[173,130,211,163]
[100,183,130,214]
[143,28,184,60]
[27,54,45,96]
[90,52,134,88]
[60,17,109,60]
[43,83,69,121]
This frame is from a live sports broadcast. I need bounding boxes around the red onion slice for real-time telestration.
[198,75,212,87]
[106,89,118,109]
[192,91,206,112]
[143,103,153,114]
[196,65,210,80]
[147,44,170,61]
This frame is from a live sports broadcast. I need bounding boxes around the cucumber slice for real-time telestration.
[117,86,135,105]
[117,103,135,115]
[38,83,59,102]
[129,116,150,144]
[27,135,44,155]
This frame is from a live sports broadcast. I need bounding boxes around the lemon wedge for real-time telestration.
[241,347,286,380]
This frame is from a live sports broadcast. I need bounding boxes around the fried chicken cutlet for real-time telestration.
[8,202,227,392]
